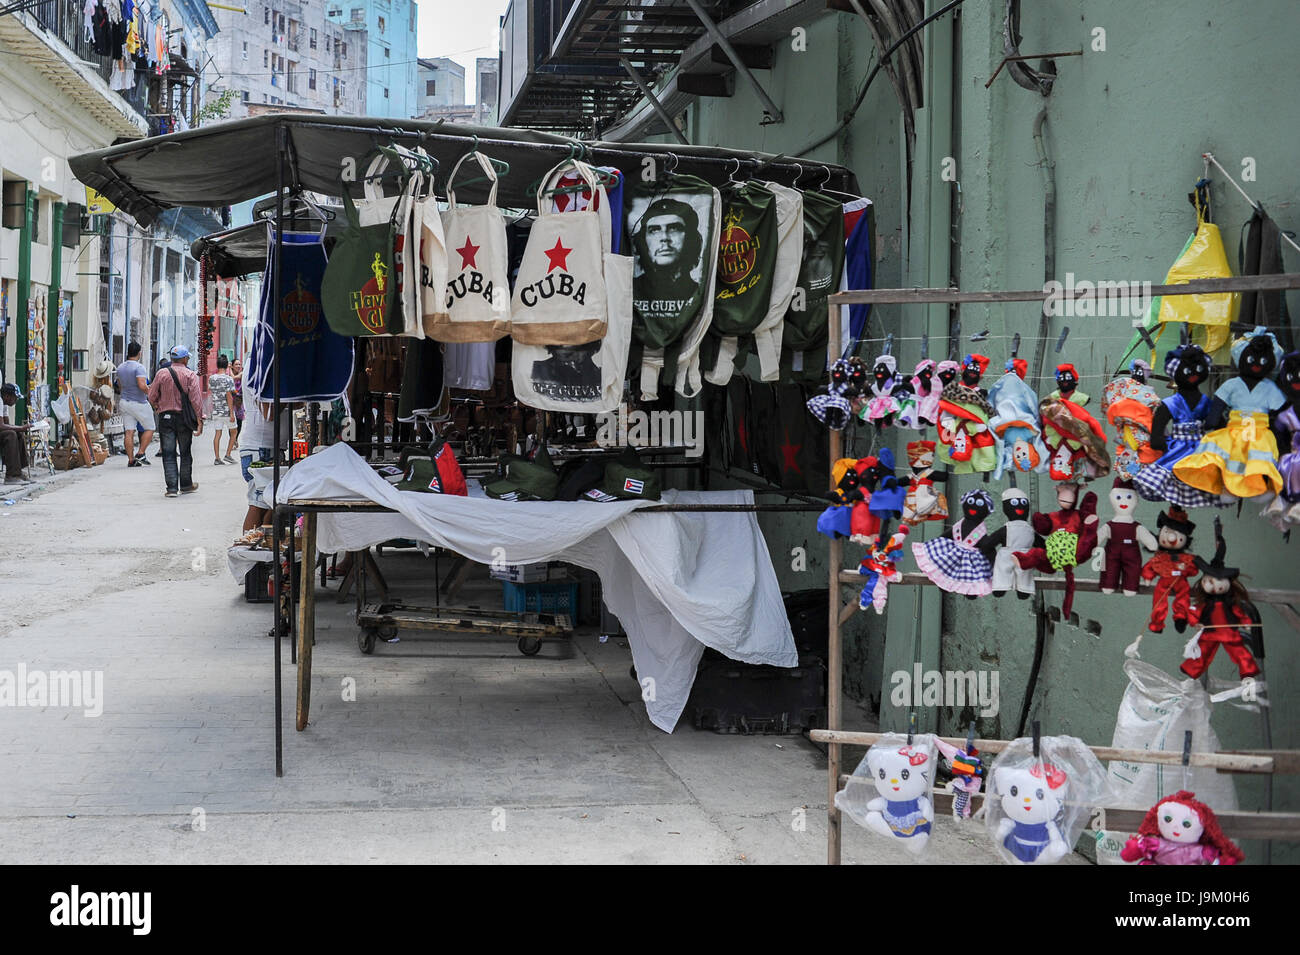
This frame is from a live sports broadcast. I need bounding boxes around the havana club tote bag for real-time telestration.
[431,150,511,342]
[513,251,632,414]
[510,160,610,345]
[320,179,397,337]
[355,151,418,337]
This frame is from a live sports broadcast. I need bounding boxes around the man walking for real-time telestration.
[116,341,155,467]
[1,382,30,484]
[147,346,203,497]
[208,354,238,465]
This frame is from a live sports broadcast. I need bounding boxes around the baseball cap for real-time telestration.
[595,450,661,502]
[395,442,467,496]
[483,446,559,501]
[556,456,608,501]
[169,345,190,360]
[0,382,22,400]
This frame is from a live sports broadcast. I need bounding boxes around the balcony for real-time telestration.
[1,0,149,136]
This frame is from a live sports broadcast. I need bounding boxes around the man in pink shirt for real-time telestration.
[147,345,204,497]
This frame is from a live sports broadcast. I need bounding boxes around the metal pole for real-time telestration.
[15,188,34,423]
[826,297,842,865]
[682,0,784,124]
[618,56,689,146]
[272,122,286,778]
[47,202,65,402]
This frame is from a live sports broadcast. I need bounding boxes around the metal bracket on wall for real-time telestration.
[682,0,783,125]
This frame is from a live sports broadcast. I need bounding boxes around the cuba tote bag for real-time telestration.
[430,150,511,342]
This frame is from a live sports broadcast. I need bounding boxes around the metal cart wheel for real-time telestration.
[518,636,542,656]
[358,628,377,655]
[378,625,399,640]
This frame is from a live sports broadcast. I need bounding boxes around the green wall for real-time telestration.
[688,0,1300,858]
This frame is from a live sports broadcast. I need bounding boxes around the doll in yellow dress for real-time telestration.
[1174,328,1286,499]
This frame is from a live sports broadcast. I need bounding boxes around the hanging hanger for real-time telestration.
[811,163,865,201]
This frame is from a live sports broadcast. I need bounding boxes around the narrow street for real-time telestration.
[1,456,1002,863]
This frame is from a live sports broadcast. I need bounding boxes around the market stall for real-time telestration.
[71,115,861,776]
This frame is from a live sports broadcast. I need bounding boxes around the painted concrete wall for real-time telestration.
[687,0,1300,859]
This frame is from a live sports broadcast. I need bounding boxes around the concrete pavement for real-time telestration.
[0,447,1008,864]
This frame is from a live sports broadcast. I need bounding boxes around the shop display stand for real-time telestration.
[818,276,1300,864]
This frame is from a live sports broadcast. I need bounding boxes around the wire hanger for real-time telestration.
[808,163,863,201]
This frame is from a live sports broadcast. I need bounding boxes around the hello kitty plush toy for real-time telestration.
[835,734,936,856]
[992,762,1071,864]
[1120,791,1244,865]
[1094,477,1158,596]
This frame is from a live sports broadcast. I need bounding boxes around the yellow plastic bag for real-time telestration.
[1150,193,1239,360]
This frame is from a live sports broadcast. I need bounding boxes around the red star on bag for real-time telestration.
[456,236,480,270]
[544,237,572,273]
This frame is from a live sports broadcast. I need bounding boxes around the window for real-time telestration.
[263,5,269,23]
[241,90,250,102]
[383,87,389,98]
[263,93,268,102]
[263,49,268,67]
[340,41,346,57]
[309,28,316,49]
[377,15,384,32]
[308,68,316,90]
[425,79,435,96]
[324,36,330,52]
[327,7,341,16]
[241,41,248,60]
[383,47,389,59]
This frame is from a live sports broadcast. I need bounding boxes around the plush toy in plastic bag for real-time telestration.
[1120,791,1243,865]
[985,734,1108,865]
[836,733,936,855]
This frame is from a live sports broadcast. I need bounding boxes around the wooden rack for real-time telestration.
[821,275,1300,865]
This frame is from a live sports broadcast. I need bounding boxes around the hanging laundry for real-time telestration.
[90,3,115,56]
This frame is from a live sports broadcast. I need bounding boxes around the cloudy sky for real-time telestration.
[417,0,512,104]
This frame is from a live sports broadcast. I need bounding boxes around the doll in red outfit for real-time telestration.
[1013,482,1098,617]
[1119,790,1244,866]
[1180,522,1260,683]
[1140,506,1198,633]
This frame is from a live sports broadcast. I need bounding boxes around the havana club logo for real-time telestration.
[718,208,758,285]
[281,273,320,334]
[350,254,389,333]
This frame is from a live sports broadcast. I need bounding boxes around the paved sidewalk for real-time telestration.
[0,450,1008,864]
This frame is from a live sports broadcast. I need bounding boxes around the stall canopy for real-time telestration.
[70,114,859,228]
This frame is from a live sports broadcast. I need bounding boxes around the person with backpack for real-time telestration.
[147,345,203,497]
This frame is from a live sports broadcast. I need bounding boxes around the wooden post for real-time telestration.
[295,512,316,731]
[826,298,843,865]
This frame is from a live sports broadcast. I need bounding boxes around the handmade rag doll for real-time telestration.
[1039,363,1111,482]
[858,527,910,614]
[1180,524,1260,684]
[1140,506,1198,633]
[807,356,868,430]
[816,457,866,539]
[1013,482,1099,617]
[911,488,995,598]
[1094,477,1157,596]
[936,354,997,473]
[902,440,948,523]
[988,358,1048,481]
[861,354,902,427]
[1175,327,1287,499]
[934,736,984,820]
[1102,360,1161,480]
[977,487,1038,599]
[912,359,943,427]
[1134,344,1222,508]
[985,735,1107,865]
[835,734,936,855]
[1119,790,1244,865]
[1263,350,1300,529]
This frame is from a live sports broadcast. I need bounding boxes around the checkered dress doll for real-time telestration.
[1134,344,1224,508]
[911,489,995,597]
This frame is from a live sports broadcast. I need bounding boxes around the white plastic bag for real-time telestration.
[835,732,936,857]
[984,734,1108,865]
[51,393,72,425]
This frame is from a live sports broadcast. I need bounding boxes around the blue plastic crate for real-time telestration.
[502,579,578,616]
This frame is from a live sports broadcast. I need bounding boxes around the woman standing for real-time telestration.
[230,357,245,440]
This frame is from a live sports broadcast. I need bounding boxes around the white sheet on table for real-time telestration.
[272,443,797,731]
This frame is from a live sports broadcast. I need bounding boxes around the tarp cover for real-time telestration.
[273,443,798,731]
[69,114,856,229]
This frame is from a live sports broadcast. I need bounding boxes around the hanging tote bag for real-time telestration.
[405,147,450,339]
[510,159,610,345]
[431,151,511,343]
[513,251,632,414]
[783,190,846,378]
[752,182,803,382]
[356,150,420,336]
[320,173,397,337]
